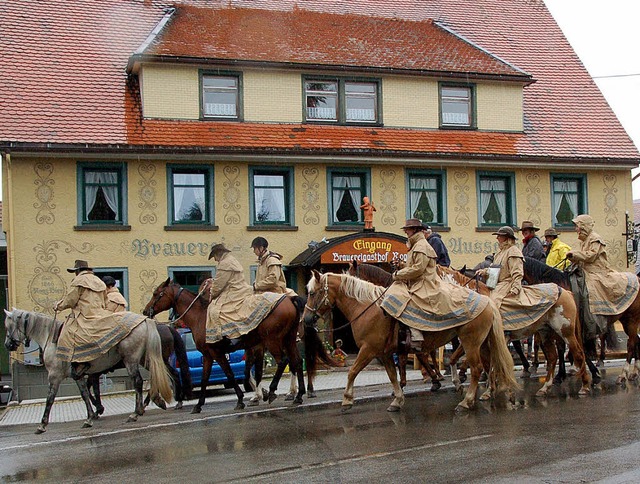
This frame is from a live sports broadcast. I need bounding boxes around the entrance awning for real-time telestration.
[288,231,407,268]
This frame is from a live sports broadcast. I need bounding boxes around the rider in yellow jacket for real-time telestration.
[543,227,571,270]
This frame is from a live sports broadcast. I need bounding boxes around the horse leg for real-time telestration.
[291,350,306,405]
[397,352,408,388]
[342,346,376,411]
[597,332,606,368]
[512,339,531,378]
[167,364,184,410]
[449,344,465,391]
[553,338,567,385]
[70,368,98,429]
[381,354,404,412]
[536,336,558,397]
[36,378,67,434]
[414,351,441,392]
[617,320,637,384]
[531,333,540,374]
[124,362,145,422]
[562,325,592,395]
[456,342,482,411]
[267,358,288,404]
[218,353,246,410]
[87,374,105,416]
[192,353,214,413]
[430,349,444,380]
[479,341,494,402]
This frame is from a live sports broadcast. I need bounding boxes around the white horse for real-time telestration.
[4,308,173,434]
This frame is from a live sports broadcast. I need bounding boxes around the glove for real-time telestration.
[476,269,488,278]
[566,252,574,260]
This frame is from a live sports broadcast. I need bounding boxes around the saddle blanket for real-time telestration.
[56,311,147,363]
[206,292,286,343]
[499,283,559,331]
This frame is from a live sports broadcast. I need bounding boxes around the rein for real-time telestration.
[169,284,208,322]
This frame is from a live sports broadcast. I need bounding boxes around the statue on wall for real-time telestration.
[360,196,376,230]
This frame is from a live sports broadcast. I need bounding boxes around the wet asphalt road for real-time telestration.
[1,366,640,483]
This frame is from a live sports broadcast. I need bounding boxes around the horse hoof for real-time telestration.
[154,397,167,410]
[235,402,246,411]
[268,392,278,404]
[293,397,303,405]
[261,388,270,402]
[479,392,491,401]
[126,415,138,423]
[578,387,590,396]
[341,405,353,413]
[247,399,259,407]
[284,393,294,401]
[430,381,441,392]
[535,390,548,397]
[174,401,183,410]
[191,406,202,414]
[386,404,401,412]
[458,374,467,384]
[35,426,46,434]
[455,403,469,413]
[308,391,317,398]
[615,376,626,385]
[96,406,105,416]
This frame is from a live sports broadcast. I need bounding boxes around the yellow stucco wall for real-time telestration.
[5,156,634,316]
[139,63,523,131]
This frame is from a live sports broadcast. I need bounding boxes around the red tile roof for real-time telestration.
[139,6,529,80]
[0,0,638,164]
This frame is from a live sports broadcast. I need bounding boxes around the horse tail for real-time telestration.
[145,320,174,404]
[170,325,193,400]
[486,300,520,393]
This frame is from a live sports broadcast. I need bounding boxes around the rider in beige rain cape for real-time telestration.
[55,260,145,366]
[206,243,285,344]
[380,218,488,349]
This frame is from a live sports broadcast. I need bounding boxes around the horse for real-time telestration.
[522,256,640,384]
[439,265,592,396]
[347,260,446,390]
[142,278,331,413]
[3,308,173,434]
[87,323,193,415]
[303,270,518,412]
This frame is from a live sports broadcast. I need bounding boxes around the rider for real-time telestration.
[206,243,253,349]
[543,227,571,270]
[422,223,451,267]
[250,236,296,296]
[519,221,546,262]
[566,214,639,339]
[103,276,128,312]
[54,260,111,376]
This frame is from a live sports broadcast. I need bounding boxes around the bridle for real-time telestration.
[304,276,332,322]
[6,311,31,350]
[147,283,206,322]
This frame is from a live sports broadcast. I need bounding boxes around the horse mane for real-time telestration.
[523,257,568,286]
[437,266,489,294]
[11,309,61,344]
[338,273,385,302]
[348,262,393,287]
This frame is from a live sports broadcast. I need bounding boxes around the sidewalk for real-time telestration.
[0,367,426,426]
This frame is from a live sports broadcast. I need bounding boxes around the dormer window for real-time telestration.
[201,72,242,120]
[440,84,475,129]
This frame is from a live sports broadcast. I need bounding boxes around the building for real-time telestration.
[1,0,639,397]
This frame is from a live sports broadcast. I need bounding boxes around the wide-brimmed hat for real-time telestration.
[208,243,231,260]
[401,218,424,230]
[67,260,92,273]
[544,228,559,237]
[421,223,431,231]
[518,221,540,232]
[491,226,516,239]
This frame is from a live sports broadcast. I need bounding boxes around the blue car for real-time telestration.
[172,328,246,388]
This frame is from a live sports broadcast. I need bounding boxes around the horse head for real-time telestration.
[143,278,174,318]
[303,270,333,326]
[3,308,30,351]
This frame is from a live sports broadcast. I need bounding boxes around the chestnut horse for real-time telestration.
[439,266,592,396]
[143,279,328,412]
[347,260,445,390]
[303,271,518,412]
[522,256,640,384]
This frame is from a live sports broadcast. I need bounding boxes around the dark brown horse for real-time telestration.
[522,256,640,384]
[347,261,445,390]
[143,279,329,412]
[87,324,193,414]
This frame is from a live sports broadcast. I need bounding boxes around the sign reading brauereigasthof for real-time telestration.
[320,237,408,264]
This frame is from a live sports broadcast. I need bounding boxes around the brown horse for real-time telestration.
[522,256,640,384]
[303,270,518,412]
[347,260,445,390]
[439,265,592,396]
[143,278,327,412]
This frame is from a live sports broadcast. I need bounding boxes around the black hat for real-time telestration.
[250,236,268,249]
[67,260,92,273]
[102,276,116,287]
[208,243,231,260]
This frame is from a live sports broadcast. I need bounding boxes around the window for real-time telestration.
[440,84,475,128]
[304,78,380,124]
[250,167,293,226]
[93,268,128,304]
[328,169,370,225]
[551,174,587,227]
[78,163,126,225]
[201,72,241,119]
[169,267,215,293]
[167,165,214,225]
[407,170,446,226]
[477,172,515,227]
